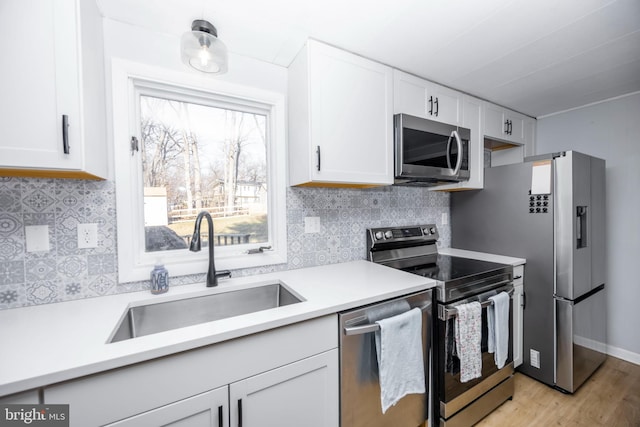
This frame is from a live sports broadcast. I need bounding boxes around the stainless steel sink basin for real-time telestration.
[109,283,303,342]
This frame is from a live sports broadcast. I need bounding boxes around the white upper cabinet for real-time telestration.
[0,0,107,179]
[483,102,532,146]
[393,70,461,125]
[288,40,394,187]
[483,101,536,166]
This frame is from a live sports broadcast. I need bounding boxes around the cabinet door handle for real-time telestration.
[218,405,224,427]
[428,96,433,115]
[508,120,513,135]
[504,119,510,135]
[238,399,243,427]
[434,97,439,117]
[316,146,321,171]
[62,115,70,154]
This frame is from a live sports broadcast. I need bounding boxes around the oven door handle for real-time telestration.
[343,304,430,336]
[438,287,514,321]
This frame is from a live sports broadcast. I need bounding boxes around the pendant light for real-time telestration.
[181,19,228,74]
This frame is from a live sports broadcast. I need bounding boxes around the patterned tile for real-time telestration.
[25,280,59,305]
[0,187,21,213]
[88,274,116,296]
[87,254,116,275]
[22,189,56,213]
[0,283,26,309]
[25,258,57,281]
[0,236,25,261]
[0,261,25,286]
[57,256,88,280]
[0,213,23,236]
[0,177,452,310]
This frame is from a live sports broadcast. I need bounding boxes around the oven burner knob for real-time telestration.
[374,231,384,240]
[430,227,436,234]
[423,227,431,235]
[384,230,393,239]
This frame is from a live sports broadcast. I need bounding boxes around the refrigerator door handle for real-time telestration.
[576,206,588,248]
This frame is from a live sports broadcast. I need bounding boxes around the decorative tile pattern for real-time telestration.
[0,176,450,310]
[0,178,117,309]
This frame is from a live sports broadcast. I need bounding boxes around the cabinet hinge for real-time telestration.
[130,136,139,155]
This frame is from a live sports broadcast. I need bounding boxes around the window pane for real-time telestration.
[140,95,268,252]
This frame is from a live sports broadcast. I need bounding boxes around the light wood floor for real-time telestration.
[476,356,640,426]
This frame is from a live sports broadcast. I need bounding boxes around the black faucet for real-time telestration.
[189,211,231,287]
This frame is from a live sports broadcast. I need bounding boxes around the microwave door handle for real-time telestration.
[446,133,453,169]
[450,130,463,175]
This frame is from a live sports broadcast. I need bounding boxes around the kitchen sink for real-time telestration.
[109,283,304,342]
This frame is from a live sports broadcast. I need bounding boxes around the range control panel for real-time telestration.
[367,224,439,243]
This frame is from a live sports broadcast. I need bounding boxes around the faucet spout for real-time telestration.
[190,211,231,287]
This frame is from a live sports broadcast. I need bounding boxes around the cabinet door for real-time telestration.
[0,0,82,170]
[426,83,461,125]
[483,102,507,140]
[394,71,461,125]
[393,70,427,118]
[308,42,393,185]
[229,349,339,427]
[105,387,228,427]
[504,111,525,144]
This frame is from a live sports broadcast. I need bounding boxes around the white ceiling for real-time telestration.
[97,0,640,118]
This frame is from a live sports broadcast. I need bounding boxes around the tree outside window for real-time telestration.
[139,95,268,252]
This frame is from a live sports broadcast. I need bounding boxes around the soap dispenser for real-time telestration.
[150,263,169,294]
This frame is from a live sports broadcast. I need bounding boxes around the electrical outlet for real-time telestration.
[530,349,540,369]
[304,217,321,233]
[441,212,448,225]
[78,223,98,248]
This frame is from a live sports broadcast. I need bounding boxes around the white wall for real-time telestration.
[537,92,640,362]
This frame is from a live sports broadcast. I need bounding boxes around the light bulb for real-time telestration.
[198,46,211,67]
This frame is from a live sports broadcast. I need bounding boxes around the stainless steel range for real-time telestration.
[367,224,515,427]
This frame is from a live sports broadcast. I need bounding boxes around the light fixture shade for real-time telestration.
[181,20,228,74]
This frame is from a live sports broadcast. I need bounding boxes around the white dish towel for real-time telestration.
[455,301,482,382]
[487,291,510,369]
[374,307,425,414]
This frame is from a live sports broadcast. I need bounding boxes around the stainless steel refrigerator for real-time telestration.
[450,151,607,393]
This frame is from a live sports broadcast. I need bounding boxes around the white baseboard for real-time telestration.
[607,344,640,365]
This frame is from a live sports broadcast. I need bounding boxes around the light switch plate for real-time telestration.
[25,225,50,252]
[304,217,321,234]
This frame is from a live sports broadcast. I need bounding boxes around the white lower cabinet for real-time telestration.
[44,315,338,427]
[513,265,525,368]
[0,389,40,404]
[230,350,338,427]
[104,349,338,427]
[105,387,228,427]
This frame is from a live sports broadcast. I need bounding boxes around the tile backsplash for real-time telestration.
[0,178,449,310]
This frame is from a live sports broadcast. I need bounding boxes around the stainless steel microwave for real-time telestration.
[394,113,471,186]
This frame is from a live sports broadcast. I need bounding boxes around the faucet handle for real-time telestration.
[215,270,232,280]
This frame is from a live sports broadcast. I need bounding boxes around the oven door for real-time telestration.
[394,113,470,183]
[436,283,514,420]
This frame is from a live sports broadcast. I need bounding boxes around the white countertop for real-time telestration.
[0,260,434,396]
[440,247,526,266]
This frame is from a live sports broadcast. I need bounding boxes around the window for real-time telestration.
[112,60,286,283]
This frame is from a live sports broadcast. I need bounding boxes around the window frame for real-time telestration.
[112,59,287,283]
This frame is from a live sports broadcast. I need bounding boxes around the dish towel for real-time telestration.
[454,301,482,382]
[374,307,425,414]
[487,291,510,369]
